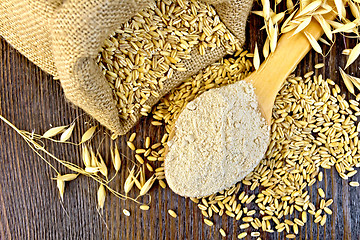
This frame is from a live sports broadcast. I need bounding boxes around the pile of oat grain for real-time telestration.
[97,0,241,122]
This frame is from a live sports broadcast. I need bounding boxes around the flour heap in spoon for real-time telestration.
[165,81,270,197]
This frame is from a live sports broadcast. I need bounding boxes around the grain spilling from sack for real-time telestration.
[97,0,241,122]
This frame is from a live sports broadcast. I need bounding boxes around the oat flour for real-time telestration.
[165,81,270,197]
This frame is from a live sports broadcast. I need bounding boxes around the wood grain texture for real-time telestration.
[1,4,360,240]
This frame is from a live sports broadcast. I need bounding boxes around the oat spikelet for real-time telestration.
[252,10,264,17]
[85,167,100,173]
[133,175,142,190]
[269,21,278,52]
[80,126,97,144]
[42,126,67,138]
[139,175,156,196]
[339,67,355,95]
[82,144,91,167]
[97,154,108,178]
[293,17,311,35]
[314,15,332,41]
[56,174,65,201]
[332,22,357,34]
[334,0,345,20]
[263,37,270,59]
[281,22,298,34]
[59,123,75,142]
[253,43,260,70]
[345,42,360,69]
[319,37,331,46]
[272,12,285,25]
[113,144,121,172]
[297,0,321,17]
[313,6,332,15]
[97,184,106,209]
[282,10,297,29]
[349,75,360,91]
[349,0,360,19]
[327,20,345,30]
[90,147,97,167]
[124,167,135,194]
[304,32,322,54]
[262,0,271,20]
[54,173,79,182]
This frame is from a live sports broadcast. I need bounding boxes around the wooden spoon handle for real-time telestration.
[246,10,337,124]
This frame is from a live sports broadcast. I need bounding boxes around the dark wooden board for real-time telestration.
[1,5,360,240]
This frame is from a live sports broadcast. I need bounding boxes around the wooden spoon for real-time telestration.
[167,10,336,142]
[246,11,336,125]
[164,9,336,197]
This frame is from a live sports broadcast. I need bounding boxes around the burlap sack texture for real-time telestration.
[0,0,253,135]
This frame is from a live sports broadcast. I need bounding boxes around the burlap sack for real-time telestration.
[0,0,253,135]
